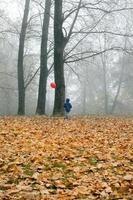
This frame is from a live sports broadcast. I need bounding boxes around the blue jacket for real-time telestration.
[64,98,72,113]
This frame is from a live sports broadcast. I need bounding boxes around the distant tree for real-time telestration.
[99,31,109,114]
[110,37,128,114]
[17,0,30,115]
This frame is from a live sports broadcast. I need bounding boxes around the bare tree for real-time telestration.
[99,31,109,114]
[53,0,82,116]
[110,38,127,114]
[36,0,52,115]
[17,0,30,115]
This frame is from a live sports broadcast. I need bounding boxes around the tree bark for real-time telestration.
[53,0,65,116]
[53,0,82,115]
[36,0,51,115]
[17,0,30,115]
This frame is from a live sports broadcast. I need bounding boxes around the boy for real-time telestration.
[64,98,72,118]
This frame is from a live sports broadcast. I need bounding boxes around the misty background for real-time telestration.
[0,0,133,116]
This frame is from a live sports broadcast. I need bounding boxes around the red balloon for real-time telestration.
[50,82,56,89]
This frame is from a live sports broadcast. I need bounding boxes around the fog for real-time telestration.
[0,0,133,116]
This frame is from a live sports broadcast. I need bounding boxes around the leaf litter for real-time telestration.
[0,116,132,199]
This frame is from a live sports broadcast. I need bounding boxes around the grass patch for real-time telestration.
[89,157,99,165]
[52,162,67,170]
[22,163,34,176]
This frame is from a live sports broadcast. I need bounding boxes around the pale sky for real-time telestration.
[1,0,20,21]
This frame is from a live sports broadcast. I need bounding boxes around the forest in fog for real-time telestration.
[0,0,133,116]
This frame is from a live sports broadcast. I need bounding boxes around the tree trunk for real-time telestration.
[36,0,51,115]
[53,0,65,116]
[110,56,125,114]
[53,0,82,115]
[82,66,88,115]
[100,31,108,114]
[110,38,127,114]
[17,0,30,115]
[102,61,108,114]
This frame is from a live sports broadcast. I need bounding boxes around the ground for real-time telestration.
[0,116,132,200]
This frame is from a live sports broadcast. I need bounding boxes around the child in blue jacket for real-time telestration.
[64,98,72,118]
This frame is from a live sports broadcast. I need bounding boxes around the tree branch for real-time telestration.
[72,30,133,38]
[65,47,130,63]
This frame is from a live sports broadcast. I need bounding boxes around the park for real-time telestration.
[0,0,133,199]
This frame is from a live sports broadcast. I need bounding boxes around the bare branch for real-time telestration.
[25,67,40,89]
[66,63,81,83]
[32,0,45,10]
[72,31,133,38]
[84,6,133,14]
[65,47,131,63]
[67,0,82,41]
[65,12,107,58]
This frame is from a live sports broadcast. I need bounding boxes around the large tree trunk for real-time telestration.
[17,0,30,115]
[53,0,82,115]
[36,0,51,115]
[53,0,65,116]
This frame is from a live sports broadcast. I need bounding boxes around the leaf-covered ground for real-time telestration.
[0,116,132,200]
